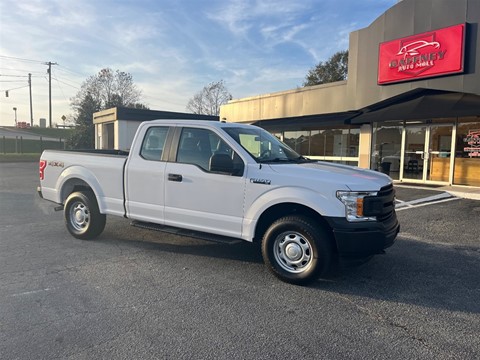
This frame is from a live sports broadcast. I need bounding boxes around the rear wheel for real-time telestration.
[261,215,333,285]
[64,191,106,240]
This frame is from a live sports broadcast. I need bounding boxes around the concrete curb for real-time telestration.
[395,183,480,201]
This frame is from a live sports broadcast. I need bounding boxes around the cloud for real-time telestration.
[0,0,398,126]
[207,0,309,38]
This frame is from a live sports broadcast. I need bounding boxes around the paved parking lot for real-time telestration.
[1,162,479,359]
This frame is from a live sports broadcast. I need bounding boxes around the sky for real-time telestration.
[0,0,398,127]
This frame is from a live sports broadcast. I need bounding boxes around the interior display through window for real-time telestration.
[371,122,403,180]
[454,118,480,186]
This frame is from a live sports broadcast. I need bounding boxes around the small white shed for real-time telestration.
[93,107,218,151]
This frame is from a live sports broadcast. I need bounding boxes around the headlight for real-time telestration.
[336,191,378,222]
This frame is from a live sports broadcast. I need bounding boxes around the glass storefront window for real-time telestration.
[346,128,360,157]
[282,128,359,161]
[284,131,310,154]
[268,127,360,166]
[310,130,328,156]
[310,128,359,157]
[371,121,403,180]
[454,117,480,187]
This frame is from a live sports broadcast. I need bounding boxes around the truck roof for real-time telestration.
[144,119,255,130]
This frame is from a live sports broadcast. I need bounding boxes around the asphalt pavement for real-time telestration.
[1,162,479,359]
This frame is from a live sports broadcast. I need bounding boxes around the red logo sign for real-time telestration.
[378,24,465,84]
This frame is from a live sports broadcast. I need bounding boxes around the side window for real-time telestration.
[140,127,169,161]
[177,128,245,176]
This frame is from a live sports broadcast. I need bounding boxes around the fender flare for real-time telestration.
[242,186,342,240]
[55,166,106,212]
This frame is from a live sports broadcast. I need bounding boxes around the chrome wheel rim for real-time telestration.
[69,201,90,232]
[273,231,313,273]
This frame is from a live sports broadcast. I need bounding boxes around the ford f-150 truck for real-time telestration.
[38,119,399,284]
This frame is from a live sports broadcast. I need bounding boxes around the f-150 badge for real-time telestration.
[250,178,271,185]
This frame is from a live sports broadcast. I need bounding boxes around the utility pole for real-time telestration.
[13,107,17,126]
[28,73,33,127]
[46,62,57,128]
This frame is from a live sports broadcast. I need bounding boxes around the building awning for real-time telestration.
[251,111,360,131]
[350,89,480,124]
[250,89,480,131]
[94,107,219,124]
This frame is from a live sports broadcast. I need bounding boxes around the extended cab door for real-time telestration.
[164,126,246,238]
[125,126,172,224]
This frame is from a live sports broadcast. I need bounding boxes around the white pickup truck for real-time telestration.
[38,119,399,284]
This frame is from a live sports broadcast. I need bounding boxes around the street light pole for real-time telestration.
[13,107,17,126]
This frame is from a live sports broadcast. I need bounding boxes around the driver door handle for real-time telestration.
[168,173,183,182]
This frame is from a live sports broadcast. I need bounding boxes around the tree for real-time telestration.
[68,68,147,149]
[186,80,232,116]
[67,93,100,149]
[303,50,349,87]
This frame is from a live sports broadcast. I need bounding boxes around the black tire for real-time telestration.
[64,191,106,240]
[261,215,333,285]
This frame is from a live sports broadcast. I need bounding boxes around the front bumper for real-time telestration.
[325,214,400,257]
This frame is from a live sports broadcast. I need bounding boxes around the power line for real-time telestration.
[0,55,45,64]
[52,77,68,105]
[52,76,80,89]
[56,64,88,77]
[1,84,28,92]
[0,80,27,83]
[0,74,29,77]
[0,67,45,74]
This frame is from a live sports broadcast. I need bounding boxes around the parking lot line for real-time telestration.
[396,192,459,211]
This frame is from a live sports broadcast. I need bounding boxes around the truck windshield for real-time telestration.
[223,126,310,163]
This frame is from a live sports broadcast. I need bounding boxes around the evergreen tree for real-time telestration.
[303,50,349,86]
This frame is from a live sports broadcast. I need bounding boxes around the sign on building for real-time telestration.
[378,23,465,84]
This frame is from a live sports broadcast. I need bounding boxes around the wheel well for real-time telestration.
[61,179,93,204]
[253,203,332,243]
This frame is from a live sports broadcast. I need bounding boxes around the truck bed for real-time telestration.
[40,149,128,217]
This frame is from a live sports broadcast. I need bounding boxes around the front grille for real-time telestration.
[363,184,396,222]
[376,184,395,222]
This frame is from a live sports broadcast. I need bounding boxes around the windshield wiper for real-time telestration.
[296,156,317,163]
[258,156,317,164]
[258,157,293,163]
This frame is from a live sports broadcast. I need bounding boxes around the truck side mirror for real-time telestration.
[209,153,234,174]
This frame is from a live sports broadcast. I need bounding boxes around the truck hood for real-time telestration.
[267,161,391,191]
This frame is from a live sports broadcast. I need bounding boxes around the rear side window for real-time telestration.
[140,127,169,161]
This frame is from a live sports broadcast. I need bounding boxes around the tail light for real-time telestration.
[39,160,47,180]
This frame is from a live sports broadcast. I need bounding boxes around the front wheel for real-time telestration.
[64,191,106,240]
[261,215,333,285]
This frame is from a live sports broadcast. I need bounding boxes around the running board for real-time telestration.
[130,220,242,245]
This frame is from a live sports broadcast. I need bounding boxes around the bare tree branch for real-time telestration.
[186,80,232,116]
[68,68,147,149]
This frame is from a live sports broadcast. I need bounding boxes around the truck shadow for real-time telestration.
[101,218,264,264]
[101,219,479,314]
[316,237,480,315]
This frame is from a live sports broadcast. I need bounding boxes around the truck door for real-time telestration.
[125,126,170,223]
[164,127,246,238]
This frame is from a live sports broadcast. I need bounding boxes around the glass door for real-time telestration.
[426,125,453,182]
[402,125,425,181]
[401,124,454,184]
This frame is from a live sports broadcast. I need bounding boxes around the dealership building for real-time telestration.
[220,0,480,187]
